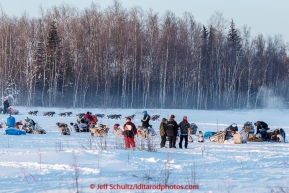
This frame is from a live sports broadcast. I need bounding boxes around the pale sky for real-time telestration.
[1,0,289,43]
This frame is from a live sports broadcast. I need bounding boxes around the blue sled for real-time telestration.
[5,128,26,135]
[204,131,214,138]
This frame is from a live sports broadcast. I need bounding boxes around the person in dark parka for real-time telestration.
[3,99,10,114]
[167,114,179,148]
[254,121,269,140]
[178,116,191,149]
[141,110,150,138]
[159,118,168,148]
[254,121,268,134]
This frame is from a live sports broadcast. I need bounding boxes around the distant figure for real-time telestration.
[3,99,10,114]
[178,116,191,149]
[254,121,269,134]
[254,121,269,139]
[83,111,92,125]
[159,118,168,148]
[167,115,179,148]
[123,117,137,149]
[141,110,150,138]
[83,111,91,120]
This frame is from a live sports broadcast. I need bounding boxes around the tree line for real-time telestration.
[0,1,289,109]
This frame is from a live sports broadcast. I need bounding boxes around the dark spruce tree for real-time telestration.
[225,19,242,108]
[46,21,62,107]
[35,21,47,106]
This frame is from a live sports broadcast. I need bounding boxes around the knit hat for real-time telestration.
[183,116,187,120]
[143,110,147,115]
[170,114,175,119]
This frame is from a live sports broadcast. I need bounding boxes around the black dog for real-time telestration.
[28,110,38,116]
[59,112,72,117]
[107,114,122,120]
[126,114,136,120]
[96,114,105,118]
[43,111,56,117]
[151,115,160,121]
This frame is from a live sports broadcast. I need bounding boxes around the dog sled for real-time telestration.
[190,123,198,134]
[0,107,19,115]
[209,130,227,143]
[4,115,25,135]
[7,108,19,115]
[5,128,26,135]
[209,123,245,144]
[204,131,215,138]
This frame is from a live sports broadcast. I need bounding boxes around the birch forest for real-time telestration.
[1,1,289,109]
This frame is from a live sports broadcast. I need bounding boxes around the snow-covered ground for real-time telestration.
[1,107,289,193]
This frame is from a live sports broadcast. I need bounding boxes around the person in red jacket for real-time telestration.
[90,114,98,125]
[83,111,91,120]
[123,117,137,149]
[83,111,98,125]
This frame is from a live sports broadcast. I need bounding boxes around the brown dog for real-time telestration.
[136,126,146,139]
[91,125,109,137]
[56,122,70,135]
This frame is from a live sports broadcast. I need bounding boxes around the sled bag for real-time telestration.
[7,115,16,127]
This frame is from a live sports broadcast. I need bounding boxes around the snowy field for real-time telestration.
[1,107,289,193]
